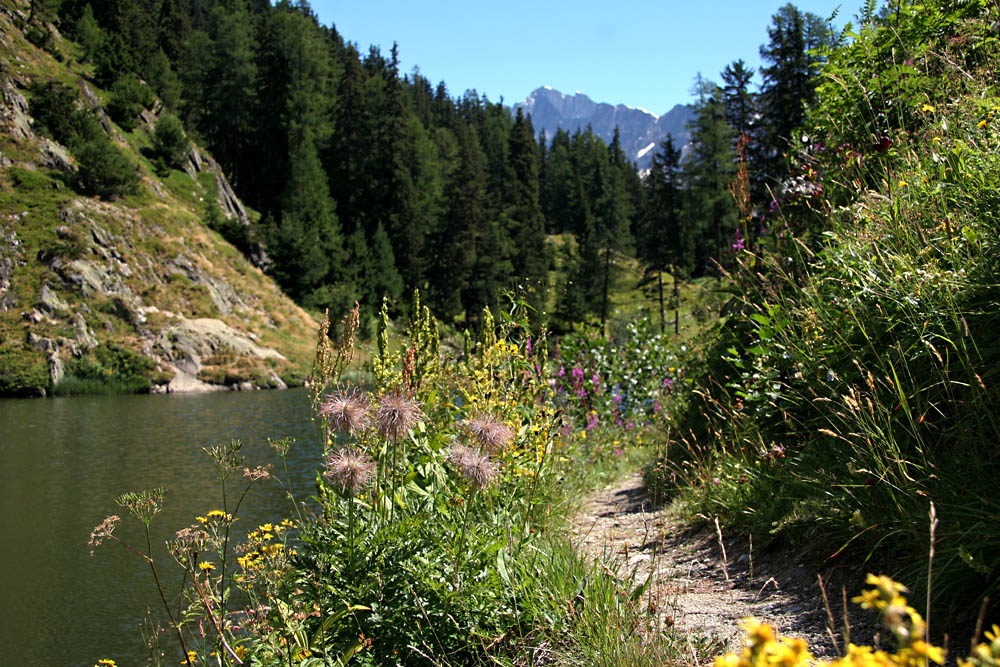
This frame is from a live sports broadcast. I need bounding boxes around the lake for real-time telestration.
[0,388,323,666]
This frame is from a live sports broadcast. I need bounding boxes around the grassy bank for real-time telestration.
[646,0,1000,631]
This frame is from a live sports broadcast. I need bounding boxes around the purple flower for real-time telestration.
[586,412,599,430]
[612,392,623,405]
[662,377,673,389]
[590,373,600,387]
[571,367,584,382]
[526,337,533,355]
[614,448,623,457]
[731,230,745,251]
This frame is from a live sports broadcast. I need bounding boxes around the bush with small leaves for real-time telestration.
[107,74,154,132]
[152,114,189,170]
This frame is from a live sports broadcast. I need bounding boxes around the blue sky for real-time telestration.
[309,0,856,116]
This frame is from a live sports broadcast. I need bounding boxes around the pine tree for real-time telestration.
[683,77,737,275]
[371,223,404,308]
[267,126,340,303]
[640,135,685,333]
[504,108,549,311]
[595,127,634,333]
[758,4,834,190]
[721,59,756,137]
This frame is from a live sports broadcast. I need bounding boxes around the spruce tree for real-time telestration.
[640,135,685,333]
[504,108,549,311]
[758,4,833,190]
[683,78,737,275]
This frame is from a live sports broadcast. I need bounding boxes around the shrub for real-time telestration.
[28,81,77,144]
[73,135,139,199]
[0,349,49,397]
[152,114,189,170]
[24,24,53,51]
[106,74,154,132]
[54,342,156,395]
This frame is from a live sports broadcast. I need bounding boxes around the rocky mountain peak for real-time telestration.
[514,86,694,171]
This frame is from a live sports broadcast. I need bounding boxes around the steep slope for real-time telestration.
[0,1,317,397]
[515,86,694,169]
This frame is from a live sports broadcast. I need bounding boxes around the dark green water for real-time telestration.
[0,388,323,666]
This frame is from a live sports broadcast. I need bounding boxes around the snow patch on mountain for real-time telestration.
[636,142,657,160]
[514,87,694,170]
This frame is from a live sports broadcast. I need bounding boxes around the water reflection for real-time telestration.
[0,389,321,666]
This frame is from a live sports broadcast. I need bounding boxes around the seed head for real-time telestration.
[319,389,372,436]
[243,465,273,482]
[460,413,513,454]
[88,515,121,555]
[323,448,376,497]
[447,443,499,491]
[375,392,423,440]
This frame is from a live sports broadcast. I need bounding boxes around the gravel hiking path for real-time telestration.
[571,473,879,660]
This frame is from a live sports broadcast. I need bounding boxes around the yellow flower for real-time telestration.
[910,640,946,665]
[259,523,274,533]
[182,650,198,664]
[922,103,935,112]
[932,136,942,143]
[978,119,988,128]
[234,645,249,660]
[95,660,117,667]
[195,516,207,524]
[198,561,215,572]
[898,179,908,188]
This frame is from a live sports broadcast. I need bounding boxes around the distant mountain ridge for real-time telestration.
[514,87,694,170]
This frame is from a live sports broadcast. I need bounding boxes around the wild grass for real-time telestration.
[646,0,1000,633]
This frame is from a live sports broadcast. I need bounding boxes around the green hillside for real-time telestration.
[0,0,318,397]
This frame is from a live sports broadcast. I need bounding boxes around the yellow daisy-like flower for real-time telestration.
[95,660,117,667]
[198,561,215,572]
[182,650,198,664]
[195,516,207,523]
[978,119,988,128]
[898,179,908,188]
[922,103,935,112]
[910,640,946,665]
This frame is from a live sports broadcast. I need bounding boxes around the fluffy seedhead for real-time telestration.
[319,389,372,436]
[375,392,423,440]
[461,413,513,455]
[447,443,499,491]
[323,448,376,497]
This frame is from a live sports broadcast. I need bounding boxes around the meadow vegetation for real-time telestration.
[55,0,1000,663]
[647,0,1000,635]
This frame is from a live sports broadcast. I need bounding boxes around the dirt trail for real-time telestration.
[571,473,878,658]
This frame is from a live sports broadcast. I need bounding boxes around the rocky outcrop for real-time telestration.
[1,78,32,141]
[169,254,247,316]
[38,137,72,171]
[0,224,23,312]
